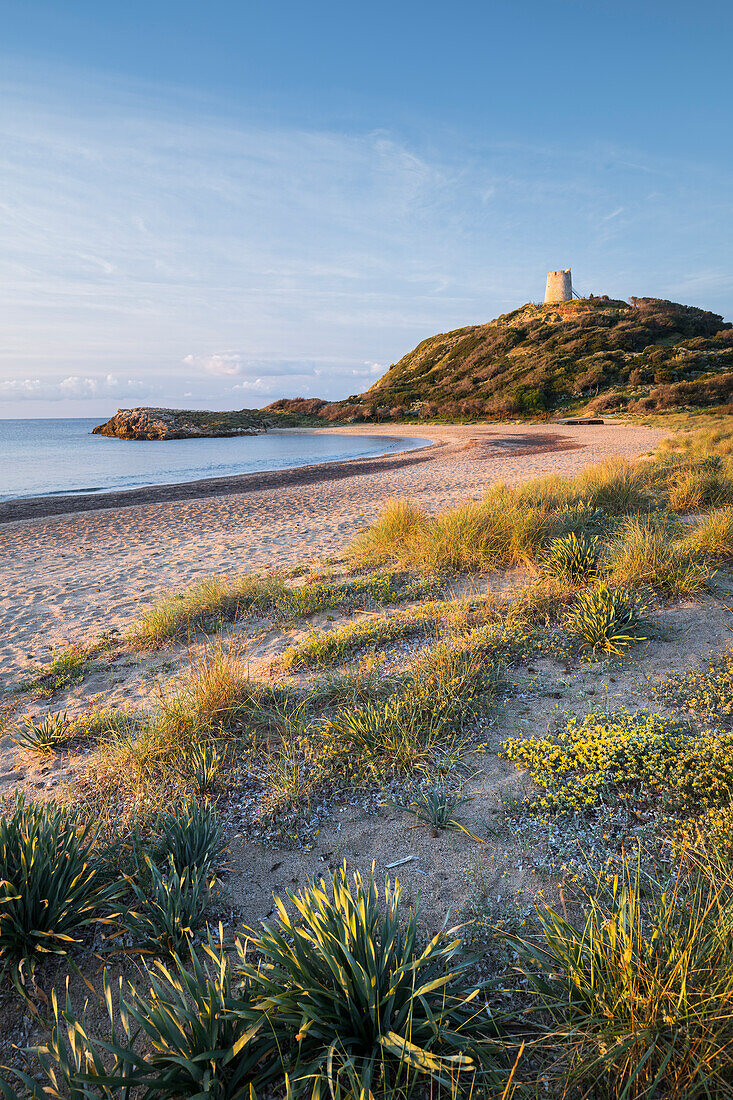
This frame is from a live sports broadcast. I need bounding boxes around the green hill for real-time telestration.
[266,297,733,422]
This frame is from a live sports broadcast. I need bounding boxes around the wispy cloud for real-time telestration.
[1,71,731,414]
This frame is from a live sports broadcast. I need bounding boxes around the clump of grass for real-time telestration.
[308,658,399,709]
[407,638,502,732]
[564,582,646,655]
[510,858,733,1097]
[12,710,69,754]
[0,794,112,977]
[502,709,733,817]
[19,644,95,697]
[682,506,733,557]
[282,607,437,670]
[540,531,601,579]
[352,460,654,575]
[239,864,503,1096]
[129,568,436,648]
[324,697,458,779]
[349,498,431,567]
[665,458,733,511]
[657,644,733,719]
[607,515,712,596]
[128,573,289,648]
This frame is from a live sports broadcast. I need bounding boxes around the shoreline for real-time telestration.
[0,423,668,686]
[0,433,440,524]
[0,429,434,523]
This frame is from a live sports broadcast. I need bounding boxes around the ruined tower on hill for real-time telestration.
[544,268,573,303]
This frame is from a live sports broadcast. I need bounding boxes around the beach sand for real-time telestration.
[0,422,667,688]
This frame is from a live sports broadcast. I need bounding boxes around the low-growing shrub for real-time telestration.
[564,582,646,655]
[657,644,733,718]
[503,709,733,817]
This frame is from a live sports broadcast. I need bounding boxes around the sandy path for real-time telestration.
[0,423,666,686]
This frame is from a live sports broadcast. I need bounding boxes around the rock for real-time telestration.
[92,407,272,441]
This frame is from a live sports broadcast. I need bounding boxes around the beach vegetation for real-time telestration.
[564,582,645,655]
[19,643,96,697]
[502,709,733,817]
[607,514,713,596]
[119,856,212,957]
[158,799,225,877]
[682,505,733,557]
[238,864,503,1096]
[128,568,437,648]
[12,710,69,754]
[0,794,112,977]
[281,606,437,670]
[406,783,483,840]
[511,857,733,1097]
[540,531,601,579]
[657,644,733,719]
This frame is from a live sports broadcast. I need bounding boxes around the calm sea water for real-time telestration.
[0,419,428,502]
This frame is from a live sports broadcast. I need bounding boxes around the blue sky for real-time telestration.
[1,0,732,417]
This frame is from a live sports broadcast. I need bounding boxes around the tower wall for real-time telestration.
[544,268,572,304]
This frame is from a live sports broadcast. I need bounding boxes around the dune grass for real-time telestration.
[19,643,98,697]
[282,606,439,670]
[128,569,436,648]
[511,854,733,1097]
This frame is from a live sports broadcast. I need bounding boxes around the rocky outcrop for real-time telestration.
[92,407,271,440]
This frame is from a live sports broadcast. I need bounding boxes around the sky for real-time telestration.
[1,0,732,418]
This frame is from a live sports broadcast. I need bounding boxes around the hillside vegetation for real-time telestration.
[266,297,733,422]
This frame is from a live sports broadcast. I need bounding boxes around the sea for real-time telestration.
[0,418,428,503]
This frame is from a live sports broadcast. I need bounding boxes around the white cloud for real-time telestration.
[183,352,244,376]
[0,374,148,401]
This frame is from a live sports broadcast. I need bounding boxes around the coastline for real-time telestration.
[0,422,668,688]
[0,429,433,520]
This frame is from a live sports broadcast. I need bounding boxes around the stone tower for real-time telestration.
[544,268,572,304]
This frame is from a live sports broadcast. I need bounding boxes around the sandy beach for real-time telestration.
[0,422,667,688]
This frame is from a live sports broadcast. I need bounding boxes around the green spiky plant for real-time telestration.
[159,800,224,877]
[182,740,227,799]
[120,856,212,957]
[407,784,484,842]
[565,582,645,656]
[0,794,112,979]
[236,864,503,1096]
[540,532,601,580]
[2,935,271,1100]
[13,711,69,754]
